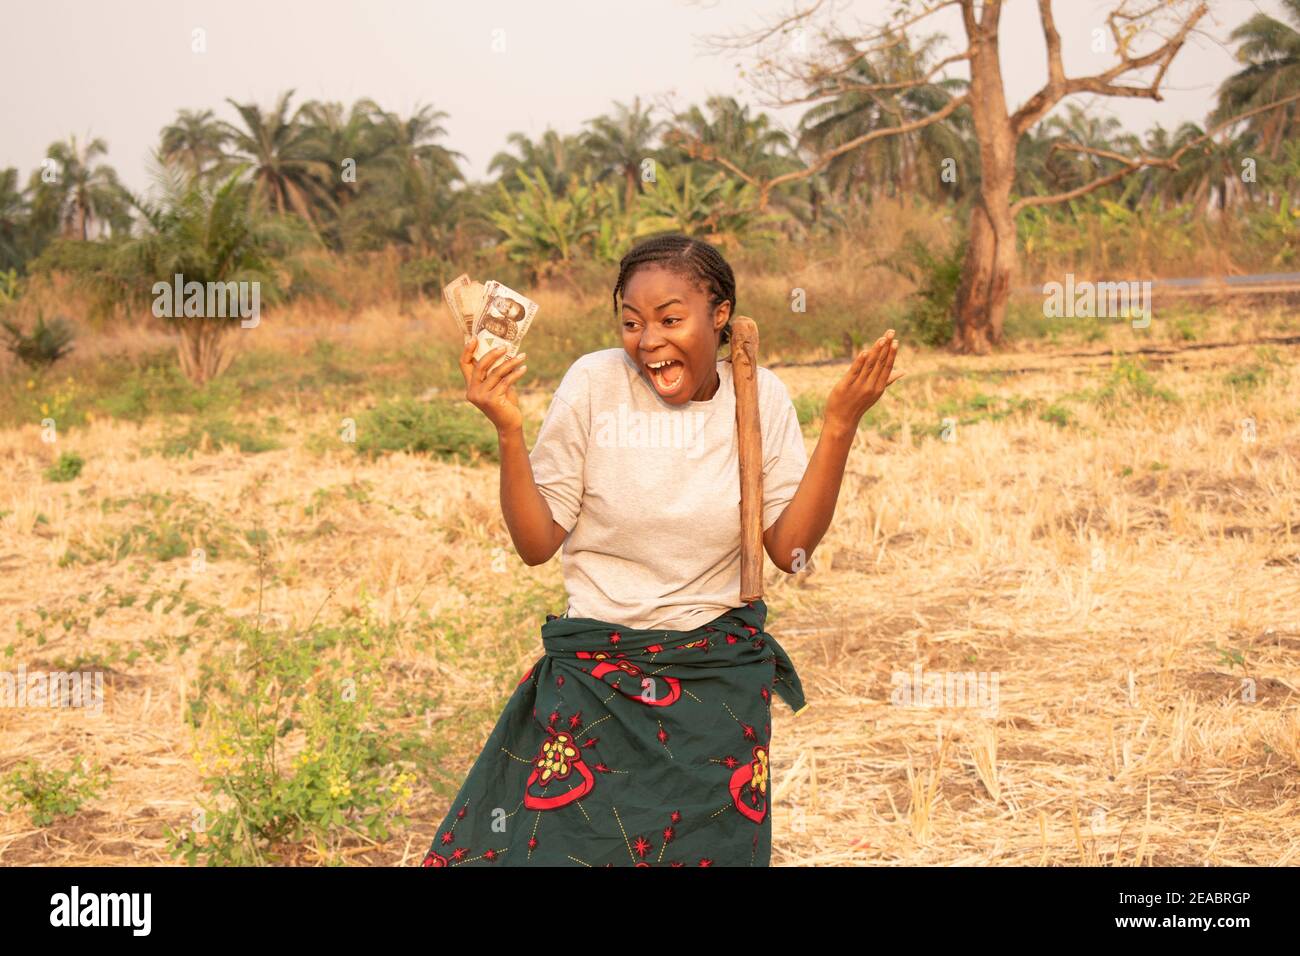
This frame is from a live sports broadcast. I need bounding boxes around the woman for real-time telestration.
[422,234,901,867]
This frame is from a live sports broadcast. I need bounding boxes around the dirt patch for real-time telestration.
[1178,670,1297,707]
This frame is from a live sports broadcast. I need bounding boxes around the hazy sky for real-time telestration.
[0,0,1284,195]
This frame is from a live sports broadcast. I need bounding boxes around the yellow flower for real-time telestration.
[328,772,353,799]
[26,380,34,390]
[40,403,49,414]
[85,411,95,423]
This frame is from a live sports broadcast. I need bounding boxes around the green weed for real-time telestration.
[2,757,108,826]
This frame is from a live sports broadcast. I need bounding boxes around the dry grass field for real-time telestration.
[0,297,1297,866]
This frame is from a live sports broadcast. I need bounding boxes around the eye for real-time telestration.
[662,317,681,326]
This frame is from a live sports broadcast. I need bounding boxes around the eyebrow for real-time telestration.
[622,298,684,315]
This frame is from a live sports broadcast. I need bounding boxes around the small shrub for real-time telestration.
[0,312,76,368]
[353,396,497,462]
[44,451,84,482]
[1040,403,1073,427]
[100,360,227,422]
[166,608,432,866]
[891,232,966,348]
[62,491,238,566]
[792,392,826,427]
[2,757,108,826]
[1225,365,1271,391]
[398,256,453,299]
[1094,357,1178,406]
[159,416,282,457]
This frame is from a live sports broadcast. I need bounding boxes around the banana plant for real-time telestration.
[489,167,598,278]
[633,164,783,248]
[1098,197,1196,274]
[589,176,638,265]
[1248,193,1300,266]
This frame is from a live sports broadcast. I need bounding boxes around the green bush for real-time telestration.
[2,757,108,826]
[167,609,431,866]
[1040,403,1073,428]
[1,311,76,368]
[792,392,826,427]
[892,233,966,348]
[1173,316,1198,342]
[158,416,282,457]
[1225,365,1272,391]
[353,396,498,462]
[60,491,239,566]
[99,360,243,422]
[1094,357,1178,406]
[44,451,84,482]
[398,256,453,298]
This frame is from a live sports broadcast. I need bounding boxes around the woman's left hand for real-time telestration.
[824,329,903,433]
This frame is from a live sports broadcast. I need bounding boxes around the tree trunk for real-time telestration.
[949,1,1016,354]
[951,197,1016,353]
[176,318,237,386]
[625,167,637,209]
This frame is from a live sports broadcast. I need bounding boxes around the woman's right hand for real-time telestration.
[460,341,528,435]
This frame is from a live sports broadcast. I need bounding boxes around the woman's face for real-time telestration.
[620,264,730,406]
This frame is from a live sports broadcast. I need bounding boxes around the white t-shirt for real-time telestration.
[528,347,809,631]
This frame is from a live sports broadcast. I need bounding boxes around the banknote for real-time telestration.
[457,281,486,336]
[441,273,478,344]
[441,273,470,342]
[471,280,538,372]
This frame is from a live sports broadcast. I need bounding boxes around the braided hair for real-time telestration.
[611,234,737,345]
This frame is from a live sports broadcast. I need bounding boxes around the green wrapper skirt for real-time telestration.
[420,598,808,867]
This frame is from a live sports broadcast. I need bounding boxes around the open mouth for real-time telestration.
[646,359,685,395]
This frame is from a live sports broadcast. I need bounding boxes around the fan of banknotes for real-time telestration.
[443,274,538,373]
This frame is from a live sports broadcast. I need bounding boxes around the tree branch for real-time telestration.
[1011,89,1300,215]
[672,93,969,207]
[1011,1,1209,137]
[706,0,964,108]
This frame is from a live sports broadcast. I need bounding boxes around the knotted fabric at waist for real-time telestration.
[539,598,808,715]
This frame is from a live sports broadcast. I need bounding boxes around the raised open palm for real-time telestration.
[824,329,903,432]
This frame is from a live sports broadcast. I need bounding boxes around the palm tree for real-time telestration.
[358,104,465,255]
[489,129,592,197]
[0,168,28,270]
[221,90,334,224]
[1014,121,1062,199]
[667,95,797,181]
[1213,0,1300,159]
[1013,104,1152,210]
[1046,104,1139,195]
[39,136,126,240]
[1127,122,1177,208]
[663,96,810,228]
[160,109,230,179]
[581,97,663,208]
[296,97,386,243]
[797,36,972,201]
[122,170,313,383]
[374,103,462,183]
[1168,123,1257,215]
